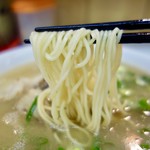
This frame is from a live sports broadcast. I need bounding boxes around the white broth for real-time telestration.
[0,63,150,150]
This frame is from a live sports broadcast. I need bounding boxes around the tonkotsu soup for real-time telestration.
[0,63,149,150]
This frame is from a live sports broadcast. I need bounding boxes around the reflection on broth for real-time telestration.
[0,63,150,150]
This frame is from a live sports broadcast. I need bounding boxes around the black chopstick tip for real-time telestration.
[34,19,150,32]
[120,32,150,44]
[24,39,30,44]
[24,32,150,44]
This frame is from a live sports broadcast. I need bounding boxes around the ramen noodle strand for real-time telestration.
[30,28,123,147]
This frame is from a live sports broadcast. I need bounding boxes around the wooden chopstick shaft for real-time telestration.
[35,19,150,32]
[24,32,150,44]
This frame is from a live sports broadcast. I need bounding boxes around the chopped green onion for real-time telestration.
[117,80,122,89]
[141,76,150,84]
[36,137,49,145]
[91,136,102,150]
[138,98,150,111]
[26,96,38,122]
[58,147,65,150]
[140,143,150,149]
[137,128,150,134]
[91,146,101,150]
[30,136,49,150]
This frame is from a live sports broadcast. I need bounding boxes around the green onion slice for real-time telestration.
[140,143,150,149]
[58,147,65,150]
[91,146,101,150]
[117,80,122,89]
[138,98,150,111]
[26,96,38,122]
[137,128,150,134]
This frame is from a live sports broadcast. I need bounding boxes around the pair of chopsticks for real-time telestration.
[24,19,150,44]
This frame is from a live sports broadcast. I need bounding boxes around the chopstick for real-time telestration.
[24,19,150,44]
[35,19,150,32]
[24,32,150,44]
[120,32,150,43]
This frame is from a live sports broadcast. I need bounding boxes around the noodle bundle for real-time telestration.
[30,28,123,146]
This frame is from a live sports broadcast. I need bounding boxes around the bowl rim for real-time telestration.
[0,44,150,75]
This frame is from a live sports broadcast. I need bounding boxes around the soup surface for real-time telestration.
[0,63,150,150]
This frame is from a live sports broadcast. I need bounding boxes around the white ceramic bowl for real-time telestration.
[0,44,150,75]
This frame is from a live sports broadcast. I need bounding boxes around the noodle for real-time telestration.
[30,28,123,147]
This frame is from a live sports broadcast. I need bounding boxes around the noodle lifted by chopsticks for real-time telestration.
[30,28,123,147]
